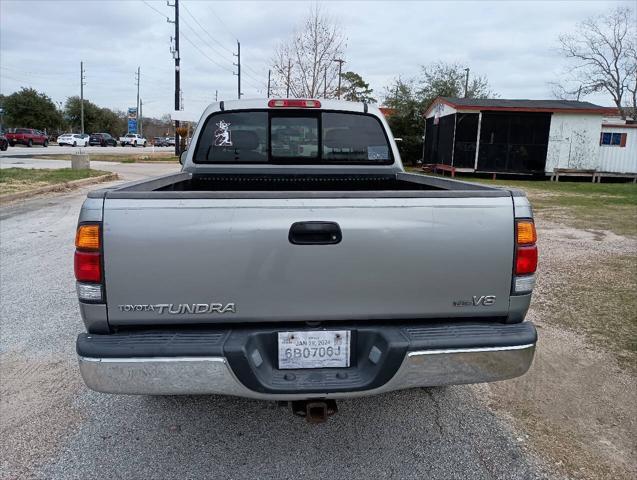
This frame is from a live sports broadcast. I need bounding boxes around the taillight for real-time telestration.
[75,223,103,302]
[513,219,538,294]
[74,251,102,282]
[268,99,321,108]
[516,246,538,275]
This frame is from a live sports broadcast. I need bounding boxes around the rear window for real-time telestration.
[193,110,391,164]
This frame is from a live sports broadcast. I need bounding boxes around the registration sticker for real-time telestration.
[278,330,351,369]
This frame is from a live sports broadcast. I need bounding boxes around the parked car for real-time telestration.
[57,133,89,147]
[165,136,176,146]
[119,133,147,147]
[5,128,48,147]
[153,136,169,147]
[0,132,8,151]
[89,133,117,147]
[74,99,538,423]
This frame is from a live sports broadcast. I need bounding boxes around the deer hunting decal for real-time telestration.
[214,120,233,147]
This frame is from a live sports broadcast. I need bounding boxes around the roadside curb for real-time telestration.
[135,160,180,164]
[0,173,119,204]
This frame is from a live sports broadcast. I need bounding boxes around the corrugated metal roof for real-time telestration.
[440,97,608,110]
[425,96,618,116]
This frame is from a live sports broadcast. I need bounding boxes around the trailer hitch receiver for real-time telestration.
[290,400,338,423]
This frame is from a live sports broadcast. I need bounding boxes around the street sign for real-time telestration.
[128,119,137,134]
[127,107,137,133]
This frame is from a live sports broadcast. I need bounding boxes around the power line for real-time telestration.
[241,59,266,79]
[180,20,235,70]
[180,3,266,88]
[0,73,27,83]
[179,8,266,86]
[202,2,238,41]
[240,68,265,87]
[181,31,234,74]
[141,0,264,96]
[181,3,234,56]
[1,66,70,78]
[140,0,168,20]
[183,0,267,90]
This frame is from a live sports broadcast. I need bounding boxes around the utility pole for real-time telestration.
[463,68,470,98]
[333,58,345,99]
[168,0,180,155]
[215,90,218,102]
[80,61,86,134]
[286,58,291,98]
[135,66,140,133]
[233,41,241,99]
[323,67,327,98]
[267,69,271,98]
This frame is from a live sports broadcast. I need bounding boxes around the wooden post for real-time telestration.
[473,111,482,171]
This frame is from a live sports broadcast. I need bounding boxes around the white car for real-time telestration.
[57,133,89,147]
[119,133,147,147]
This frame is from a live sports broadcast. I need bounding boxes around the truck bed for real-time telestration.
[92,172,513,199]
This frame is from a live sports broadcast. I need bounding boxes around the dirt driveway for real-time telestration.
[482,185,637,480]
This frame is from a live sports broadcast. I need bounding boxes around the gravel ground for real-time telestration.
[485,217,637,480]
[0,167,552,479]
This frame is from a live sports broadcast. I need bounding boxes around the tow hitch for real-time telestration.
[290,400,338,423]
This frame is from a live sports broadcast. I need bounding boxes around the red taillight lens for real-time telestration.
[516,245,538,275]
[268,99,321,108]
[75,251,102,282]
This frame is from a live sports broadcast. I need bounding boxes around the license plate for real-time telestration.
[278,330,350,369]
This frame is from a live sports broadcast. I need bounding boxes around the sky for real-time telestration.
[0,0,633,119]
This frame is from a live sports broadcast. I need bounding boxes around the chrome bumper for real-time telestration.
[78,343,535,400]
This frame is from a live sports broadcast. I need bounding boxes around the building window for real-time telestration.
[600,132,627,147]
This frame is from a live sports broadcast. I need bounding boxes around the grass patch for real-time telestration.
[541,253,637,372]
[407,168,637,236]
[0,168,110,195]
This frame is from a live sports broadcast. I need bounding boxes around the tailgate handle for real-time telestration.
[289,222,342,245]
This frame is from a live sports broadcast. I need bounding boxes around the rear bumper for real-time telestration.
[77,321,536,400]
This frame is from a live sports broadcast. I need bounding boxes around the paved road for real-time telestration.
[1,144,175,156]
[0,155,179,181]
[0,164,549,480]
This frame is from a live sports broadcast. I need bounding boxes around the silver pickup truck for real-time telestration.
[75,99,537,421]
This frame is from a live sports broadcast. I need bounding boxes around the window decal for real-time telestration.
[368,145,389,160]
[214,120,232,147]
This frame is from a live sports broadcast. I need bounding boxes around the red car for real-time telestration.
[5,128,49,147]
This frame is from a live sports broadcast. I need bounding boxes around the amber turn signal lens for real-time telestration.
[516,221,537,245]
[75,224,100,250]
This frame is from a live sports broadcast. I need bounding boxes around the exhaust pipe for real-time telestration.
[290,400,338,423]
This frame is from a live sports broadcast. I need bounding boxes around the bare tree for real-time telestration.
[626,40,637,118]
[558,7,636,118]
[271,5,346,98]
